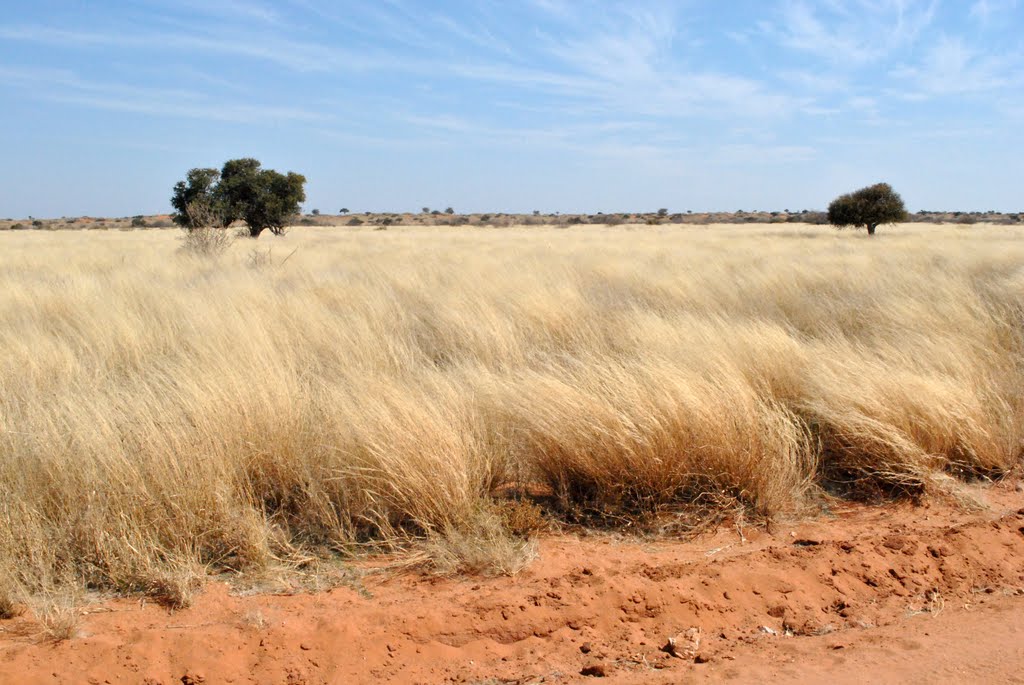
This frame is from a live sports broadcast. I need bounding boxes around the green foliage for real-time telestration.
[445,207,455,214]
[828,182,908,236]
[170,168,221,229]
[131,217,147,228]
[170,159,306,238]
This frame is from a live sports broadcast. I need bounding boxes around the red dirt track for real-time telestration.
[3,483,1024,684]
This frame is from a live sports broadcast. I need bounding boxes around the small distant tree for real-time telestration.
[171,167,221,229]
[340,208,349,214]
[422,207,430,214]
[445,207,454,214]
[218,158,306,237]
[656,208,668,218]
[171,158,306,238]
[311,208,320,216]
[828,182,907,236]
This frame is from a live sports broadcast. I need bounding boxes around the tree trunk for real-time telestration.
[866,223,877,236]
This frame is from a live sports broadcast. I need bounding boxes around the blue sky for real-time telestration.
[1,0,1022,217]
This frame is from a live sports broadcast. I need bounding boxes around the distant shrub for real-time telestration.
[299,218,316,225]
[32,220,43,228]
[131,217,148,228]
[347,217,364,226]
[179,201,234,258]
[311,209,320,216]
[8,223,23,230]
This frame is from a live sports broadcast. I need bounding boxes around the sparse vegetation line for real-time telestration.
[0,223,1021,609]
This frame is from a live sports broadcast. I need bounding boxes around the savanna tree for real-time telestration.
[171,158,306,237]
[827,182,907,236]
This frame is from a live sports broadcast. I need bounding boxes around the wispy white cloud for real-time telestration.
[764,0,937,66]
[715,143,817,165]
[1,0,1016,169]
[891,36,1022,97]
[174,0,282,25]
[527,0,576,21]
[0,66,325,123]
[516,4,799,120]
[969,0,1018,24]
[0,24,389,73]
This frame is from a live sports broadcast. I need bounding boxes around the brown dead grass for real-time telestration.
[0,223,1021,606]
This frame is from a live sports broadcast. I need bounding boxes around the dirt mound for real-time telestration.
[2,484,1023,684]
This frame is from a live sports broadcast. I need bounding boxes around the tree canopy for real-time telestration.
[171,158,306,237]
[827,182,907,236]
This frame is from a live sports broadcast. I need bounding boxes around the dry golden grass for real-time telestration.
[32,593,81,641]
[0,223,1022,602]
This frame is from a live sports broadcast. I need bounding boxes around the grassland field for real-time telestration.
[1,222,1022,614]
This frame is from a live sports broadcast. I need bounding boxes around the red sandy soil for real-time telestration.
[3,483,1024,685]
